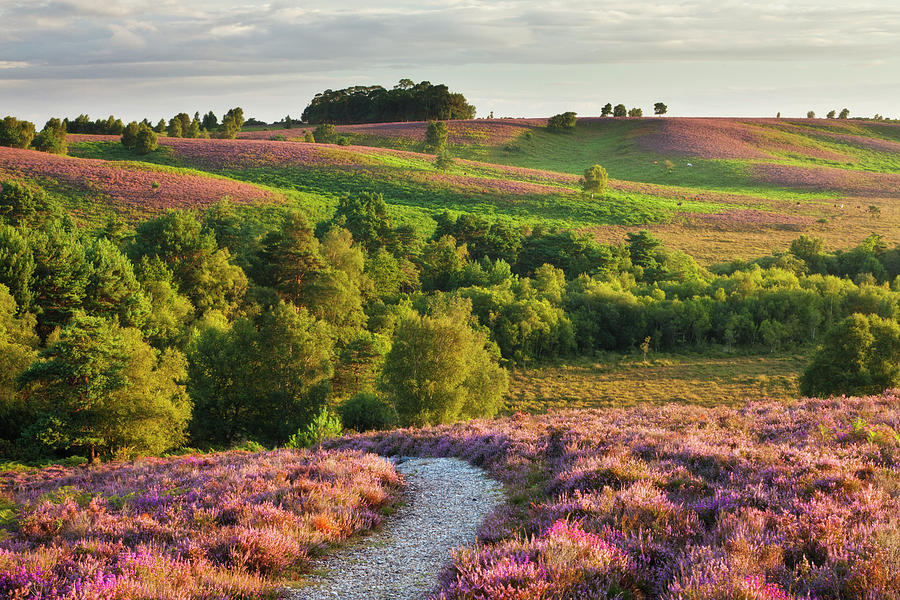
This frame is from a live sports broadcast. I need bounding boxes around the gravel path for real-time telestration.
[288,457,505,600]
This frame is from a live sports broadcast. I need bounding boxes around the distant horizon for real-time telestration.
[2,1,898,124]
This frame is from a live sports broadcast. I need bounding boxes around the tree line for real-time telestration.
[1,178,898,462]
[301,79,476,124]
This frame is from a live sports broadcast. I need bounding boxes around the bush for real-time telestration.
[547,112,577,132]
[33,119,67,155]
[0,116,35,149]
[135,125,158,154]
[580,164,608,196]
[339,392,397,432]
[313,123,335,143]
[434,151,455,170]
[336,135,351,146]
[121,121,140,148]
[425,120,449,153]
[286,407,342,448]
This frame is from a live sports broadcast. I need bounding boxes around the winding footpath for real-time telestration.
[288,457,505,600]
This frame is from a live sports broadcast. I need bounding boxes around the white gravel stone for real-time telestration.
[287,457,505,600]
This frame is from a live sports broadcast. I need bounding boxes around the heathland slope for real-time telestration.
[3,117,891,261]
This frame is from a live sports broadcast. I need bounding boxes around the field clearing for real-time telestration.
[506,352,804,412]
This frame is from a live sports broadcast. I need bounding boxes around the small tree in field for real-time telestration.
[654,102,667,115]
[134,124,158,154]
[425,120,449,153]
[807,111,816,119]
[826,110,836,119]
[628,107,643,117]
[313,123,335,143]
[121,121,140,149]
[33,118,67,155]
[839,108,850,119]
[547,112,577,132]
[580,164,609,197]
[601,103,613,117]
[613,104,627,117]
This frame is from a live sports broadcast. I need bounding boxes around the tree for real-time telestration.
[654,102,668,116]
[0,223,35,310]
[613,104,627,117]
[434,150,454,170]
[380,301,508,426]
[826,110,836,119]
[0,284,38,447]
[17,314,190,459]
[425,120,449,153]
[839,108,850,119]
[201,111,218,131]
[628,107,643,117]
[601,103,613,117]
[121,121,140,148]
[331,191,394,251]
[580,164,609,197]
[807,111,816,119]
[167,117,183,138]
[135,124,158,154]
[800,313,900,397]
[131,210,246,316]
[255,210,324,303]
[0,116,35,149]
[155,118,166,133]
[33,118,67,155]
[187,116,202,138]
[547,112,577,132]
[29,222,93,337]
[313,123,335,143]
[219,107,245,139]
[188,302,334,446]
[84,237,150,329]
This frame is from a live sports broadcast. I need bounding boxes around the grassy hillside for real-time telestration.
[38,117,900,262]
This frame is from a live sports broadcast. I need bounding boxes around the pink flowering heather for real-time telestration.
[0,146,281,213]
[332,391,900,599]
[637,118,852,162]
[753,163,900,198]
[0,449,400,599]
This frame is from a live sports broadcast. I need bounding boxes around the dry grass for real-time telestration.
[505,351,804,413]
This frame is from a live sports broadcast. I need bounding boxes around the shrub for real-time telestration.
[303,130,315,143]
[121,121,140,148]
[425,120,449,153]
[580,164,609,197]
[547,112,577,132]
[627,107,643,117]
[135,124,158,154]
[336,135,351,146]
[286,407,342,448]
[434,150,455,170]
[339,391,398,432]
[32,119,67,155]
[613,104,627,117]
[313,123,335,143]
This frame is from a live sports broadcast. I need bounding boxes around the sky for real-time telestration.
[1,0,899,124]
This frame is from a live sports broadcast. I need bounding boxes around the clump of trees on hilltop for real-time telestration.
[301,79,476,124]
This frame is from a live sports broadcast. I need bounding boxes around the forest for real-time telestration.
[2,175,899,462]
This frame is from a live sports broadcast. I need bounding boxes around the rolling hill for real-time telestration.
[2,116,894,262]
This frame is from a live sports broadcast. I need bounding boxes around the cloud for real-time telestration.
[0,0,897,120]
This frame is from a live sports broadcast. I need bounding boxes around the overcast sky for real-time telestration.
[1,0,898,123]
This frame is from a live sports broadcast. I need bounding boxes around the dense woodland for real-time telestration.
[301,79,476,124]
[1,175,899,462]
